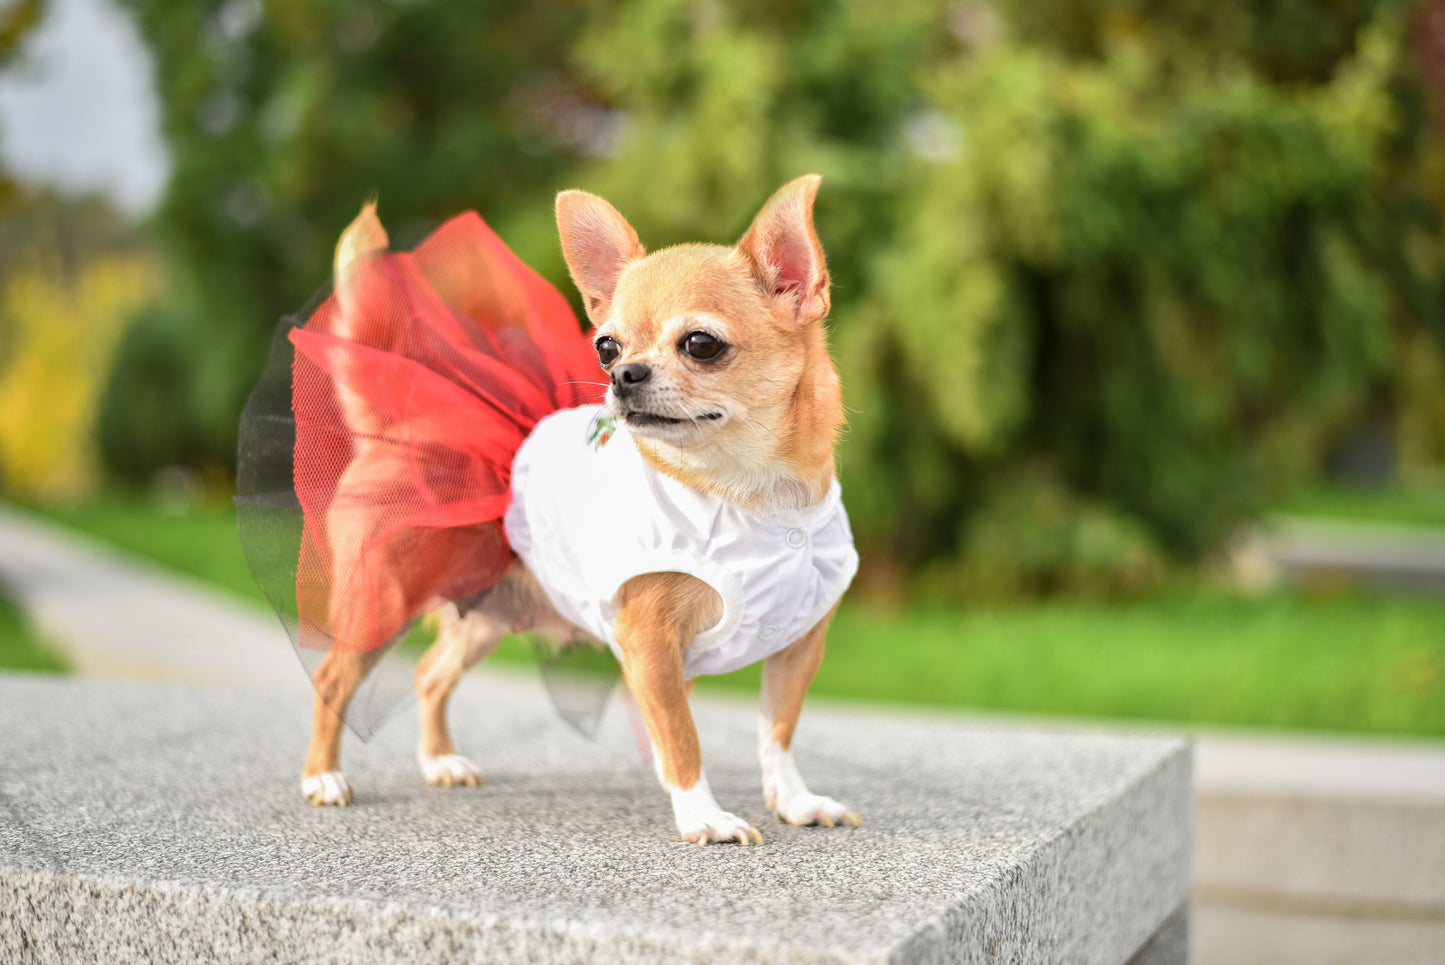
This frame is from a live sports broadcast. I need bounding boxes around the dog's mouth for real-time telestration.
[621,409,724,428]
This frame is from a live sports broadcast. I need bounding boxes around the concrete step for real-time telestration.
[1190,733,1445,965]
[0,673,1192,964]
[1256,515,1445,592]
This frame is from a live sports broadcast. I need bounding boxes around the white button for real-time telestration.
[785,529,806,548]
[760,625,778,640]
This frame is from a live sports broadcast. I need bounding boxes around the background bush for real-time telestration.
[0,191,158,501]
[101,0,1445,600]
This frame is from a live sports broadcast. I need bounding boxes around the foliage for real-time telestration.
[106,0,590,472]
[0,0,47,211]
[847,6,1429,597]
[119,0,1445,599]
[0,237,159,501]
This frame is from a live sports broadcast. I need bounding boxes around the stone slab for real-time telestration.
[1127,906,1188,965]
[0,673,1191,963]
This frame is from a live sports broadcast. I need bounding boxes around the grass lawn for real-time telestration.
[0,592,67,673]
[24,493,1445,737]
[1281,480,1445,529]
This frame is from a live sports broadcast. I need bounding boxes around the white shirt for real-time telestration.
[504,405,859,678]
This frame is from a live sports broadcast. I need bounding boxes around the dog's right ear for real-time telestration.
[334,200,389,288]
[556,190,646,324]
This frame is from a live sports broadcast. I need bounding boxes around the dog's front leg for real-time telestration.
[759,606,862,828]
[615,573,762,845]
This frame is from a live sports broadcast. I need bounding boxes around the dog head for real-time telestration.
[556,175,843,512]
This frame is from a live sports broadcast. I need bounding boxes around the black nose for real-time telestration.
[612,363,651,395]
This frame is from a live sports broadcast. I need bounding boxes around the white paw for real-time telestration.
[679,806,764,846]
[760,736,862,828]
[671,771,763,846]
[771,789,863,828]
[419,752,484,788]
[301,771,353,806]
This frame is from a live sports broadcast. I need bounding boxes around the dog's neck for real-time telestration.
[634,332,842,518]
[636,438,827,516]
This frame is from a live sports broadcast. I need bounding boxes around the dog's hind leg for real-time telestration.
[758,605,862,828]
[302,646,385,805]
[414,601,507,788]
[413,564,576,789]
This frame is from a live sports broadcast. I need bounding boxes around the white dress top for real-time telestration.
[504,404,859,678]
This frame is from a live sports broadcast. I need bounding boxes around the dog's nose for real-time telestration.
[611,363,651,395]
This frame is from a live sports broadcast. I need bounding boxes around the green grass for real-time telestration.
[0,592,68,673]
[696,591,1445,736]
[22,492,1445,736]
[1282,480,1445,529]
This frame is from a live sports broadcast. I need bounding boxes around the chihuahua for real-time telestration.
[300,175,861,845]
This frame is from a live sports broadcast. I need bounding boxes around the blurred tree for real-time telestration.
[0,0,45,215]
[849,8,1420,596]
[0,230,158,501]
[106,0,591,478]
[0,0,49,343]
[0,189,159,502]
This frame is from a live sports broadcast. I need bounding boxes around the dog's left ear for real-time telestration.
[737,174,830,325]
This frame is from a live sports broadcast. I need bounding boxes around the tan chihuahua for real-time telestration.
[301,175,861,845]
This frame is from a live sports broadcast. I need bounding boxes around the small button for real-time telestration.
[760,625,778,640]
[785,528,806,548]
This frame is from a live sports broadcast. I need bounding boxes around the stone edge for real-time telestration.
[0,865,850,965]
[890,739,1193,965]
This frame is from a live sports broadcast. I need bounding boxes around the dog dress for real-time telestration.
[506,405,858,679]
[236,210,857,733]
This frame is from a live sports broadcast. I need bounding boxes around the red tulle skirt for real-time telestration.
[238,211,604,670]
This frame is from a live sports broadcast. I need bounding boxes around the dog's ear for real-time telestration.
[737,174,830,325]
[556,190,646,324]
[334,200,389,287]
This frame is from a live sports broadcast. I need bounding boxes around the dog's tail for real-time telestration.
[240,205,604,683]
[329,201,391,438]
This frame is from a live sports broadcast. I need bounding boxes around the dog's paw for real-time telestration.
[770,789,863,829]
[301,771,353,806]
[678,808,764,846]
[670,774,763,845]
[419,752,484,788]
[760,739,861,828]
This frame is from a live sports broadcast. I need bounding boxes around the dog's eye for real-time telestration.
[595,336,620,367]
[681,331,725,362]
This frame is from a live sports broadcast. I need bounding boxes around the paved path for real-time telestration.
[0,503,300,688]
